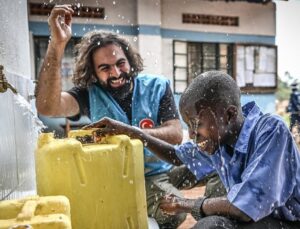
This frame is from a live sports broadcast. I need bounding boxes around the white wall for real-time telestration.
[0,0,37,200]
[137,0,162,25]
[29,0,138,26]
[29,0,276,37]
[138,35,163,75]
[137,0,163,75]
[161,39,174,84]
[0,1,31,76]
[27,0,276,94]
[162,0,276,36]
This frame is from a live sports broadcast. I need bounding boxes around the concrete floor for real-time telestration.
[177,187,205,229]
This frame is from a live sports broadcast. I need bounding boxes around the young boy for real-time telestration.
[84,71,300,228]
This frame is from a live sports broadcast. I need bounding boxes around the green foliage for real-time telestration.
[276,78,291,101]
[283,113,290,127]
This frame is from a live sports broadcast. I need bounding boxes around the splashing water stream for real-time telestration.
[13,93,45,133]
[0,77,45,200]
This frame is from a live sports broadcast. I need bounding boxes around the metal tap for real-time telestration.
[0,65,18,94]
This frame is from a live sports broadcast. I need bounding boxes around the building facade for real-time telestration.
[28,0,277,117]
[0,0,278,201]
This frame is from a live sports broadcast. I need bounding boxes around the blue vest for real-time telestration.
[88,74,173,176]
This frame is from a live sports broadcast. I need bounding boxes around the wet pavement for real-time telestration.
[177,187,205,229]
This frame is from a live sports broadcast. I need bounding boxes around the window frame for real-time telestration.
[173,40,234,93]
[233,43,278,94]
[173,40,277,94]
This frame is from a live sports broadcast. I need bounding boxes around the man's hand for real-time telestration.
[83,117,137,137]
[160,194,195,215]
[48,5,74,45]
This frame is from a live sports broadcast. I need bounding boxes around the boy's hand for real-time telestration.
[160,194,195,215]
[82,117,136,137]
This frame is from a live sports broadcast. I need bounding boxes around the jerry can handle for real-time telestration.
[9,225,32,229]
[73,128,104,144]
[16,200,38,221]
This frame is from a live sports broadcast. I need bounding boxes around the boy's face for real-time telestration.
[181,102,227,155]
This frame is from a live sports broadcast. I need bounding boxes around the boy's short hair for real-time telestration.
[179,71,241,112]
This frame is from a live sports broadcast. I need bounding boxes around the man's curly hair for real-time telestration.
[73,30,143,88]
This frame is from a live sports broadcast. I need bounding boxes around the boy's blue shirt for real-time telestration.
[175,101,300,222]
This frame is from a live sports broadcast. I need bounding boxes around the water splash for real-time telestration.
[13,94,45,133]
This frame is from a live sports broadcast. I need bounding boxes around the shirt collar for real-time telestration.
[233,101,263,154]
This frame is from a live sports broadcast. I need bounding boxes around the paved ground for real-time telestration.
[177,187,205,229]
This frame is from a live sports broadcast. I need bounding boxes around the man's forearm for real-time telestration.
[36,42,65,115]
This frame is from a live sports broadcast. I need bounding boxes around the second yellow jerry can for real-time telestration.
[35,130,148,229]
[0,195,71,229]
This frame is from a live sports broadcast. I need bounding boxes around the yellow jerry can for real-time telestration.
[0,195,71,229]
[35,130,148,229]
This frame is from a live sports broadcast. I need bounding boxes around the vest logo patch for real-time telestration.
[139,118,155,129]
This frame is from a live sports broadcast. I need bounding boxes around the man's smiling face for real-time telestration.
[93,44,131,89]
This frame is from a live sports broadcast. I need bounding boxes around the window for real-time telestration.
[235,44,277,93]
[33,37,80,91]
[173,41,233,93]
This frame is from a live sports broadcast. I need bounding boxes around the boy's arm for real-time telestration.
[143,119,183,145]
[202,197,251,222]
[160,196,251,222]
[83,117,183,165]
[142,84,183,145]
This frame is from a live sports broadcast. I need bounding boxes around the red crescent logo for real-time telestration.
[139,118,155,129]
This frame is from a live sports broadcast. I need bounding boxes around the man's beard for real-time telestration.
[100,72,133,100]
